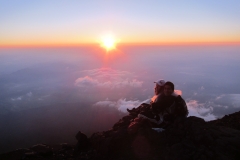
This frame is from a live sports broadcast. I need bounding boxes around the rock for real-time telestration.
[75,131,89,150]
[24,151,37,157]
[30,144,52,156]
[1,106,240,160]
[208,111,240,131]
[87,111,240,159]
[128,121,141,135]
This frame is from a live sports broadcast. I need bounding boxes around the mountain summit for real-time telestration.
[1,109,240,160]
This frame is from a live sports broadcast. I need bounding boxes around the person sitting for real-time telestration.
[138,81,188,128]
[127,79,166,115]
[151,79,166,103]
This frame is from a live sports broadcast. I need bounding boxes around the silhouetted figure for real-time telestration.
[138,81,188,128]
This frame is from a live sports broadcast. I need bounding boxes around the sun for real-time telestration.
[101,35,116,51]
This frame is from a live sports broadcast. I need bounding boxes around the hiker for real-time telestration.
[127,79,166,114]
[151,79,166,103]
[138,81,188,128]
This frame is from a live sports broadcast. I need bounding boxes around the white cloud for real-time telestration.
[94,96,221,122]
[75,76,99,87]
[93,98,149,113]
[117,99,142,113]
[214,94,240,108]
[187,100,216,121]
[93,99,116,108]
[75,68,143,89]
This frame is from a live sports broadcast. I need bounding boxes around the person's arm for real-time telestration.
[175,96,188,117]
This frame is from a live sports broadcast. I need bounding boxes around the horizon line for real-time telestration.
[0,41,240,48]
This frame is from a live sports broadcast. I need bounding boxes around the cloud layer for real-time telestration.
[93,98,149,113]
[93,96,238,122]
[75,68,143,89]
[187,100,216,121]
[186,94,240,121]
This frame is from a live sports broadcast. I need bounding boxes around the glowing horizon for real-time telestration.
[1,0,240,47]
[1,41,240,48]
[1,31,240,47]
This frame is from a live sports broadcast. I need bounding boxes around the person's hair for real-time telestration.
[159,85,164,93]
[164,81,174,90]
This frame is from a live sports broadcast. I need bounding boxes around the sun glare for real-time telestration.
[101,35,116,51]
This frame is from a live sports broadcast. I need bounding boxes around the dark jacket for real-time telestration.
[151,94,188,123]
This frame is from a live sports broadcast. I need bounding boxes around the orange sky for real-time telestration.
[1,1,240,47]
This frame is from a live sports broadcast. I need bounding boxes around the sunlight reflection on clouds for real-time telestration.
[75,68,143,89]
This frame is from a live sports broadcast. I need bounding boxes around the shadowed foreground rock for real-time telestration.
[1,110,240,160]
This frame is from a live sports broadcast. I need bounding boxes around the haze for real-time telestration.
[0,45,240,153]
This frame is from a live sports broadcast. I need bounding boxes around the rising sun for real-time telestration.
[100,35,116,51]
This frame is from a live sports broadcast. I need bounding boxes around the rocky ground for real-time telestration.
[1,109,240,160]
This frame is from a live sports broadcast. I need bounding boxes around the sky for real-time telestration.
[0,0,240,46]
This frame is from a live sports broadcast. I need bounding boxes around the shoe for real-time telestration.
[138,111,162,124]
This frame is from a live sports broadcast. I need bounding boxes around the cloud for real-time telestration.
[93,99,116,108]
[11,97,22,101]
[174,90,182,96]
[228,94,240,108]
[117,99,143,113]
[26,92,32,97]
[215,94,225,100]
[75,68,143,89]
[214,94,240,108]
[93,98,149,113]
[11,91,33,101]
[94,95,226,122]
[185,93,240,119]
[75,76,99,87]
[94,97,219,121]
[199,86,205,90]
[187,100,216,121]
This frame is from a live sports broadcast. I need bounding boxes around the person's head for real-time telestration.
[154,79,165,95]
[164,81,174,96]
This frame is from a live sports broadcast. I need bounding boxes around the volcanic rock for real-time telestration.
[1,107,240,160]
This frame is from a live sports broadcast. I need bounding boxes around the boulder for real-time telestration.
[75,131,89,150]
